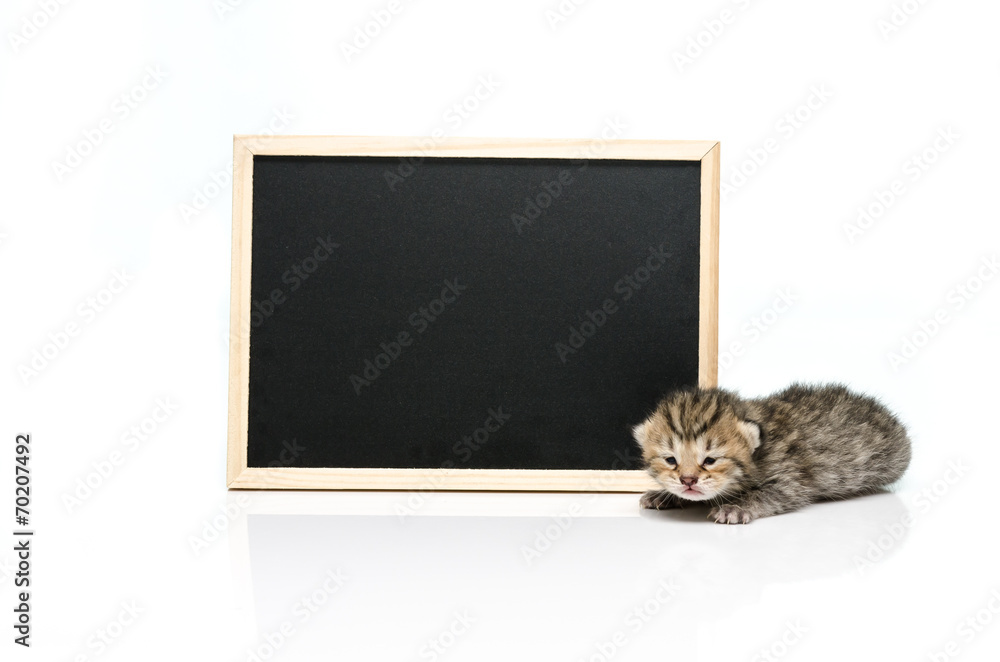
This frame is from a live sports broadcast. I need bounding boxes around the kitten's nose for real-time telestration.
[680,475,698,487]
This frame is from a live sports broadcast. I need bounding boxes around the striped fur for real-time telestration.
[633,383,911,524]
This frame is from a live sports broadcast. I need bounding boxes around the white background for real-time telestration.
[2,0,999,660]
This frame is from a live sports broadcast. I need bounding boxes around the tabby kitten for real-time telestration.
[632,384,911,524]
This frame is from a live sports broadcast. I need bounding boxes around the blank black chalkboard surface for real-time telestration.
[227,136,719,491]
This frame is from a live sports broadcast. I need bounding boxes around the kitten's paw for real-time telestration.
[640,490,683,510]
[709,504,754,525]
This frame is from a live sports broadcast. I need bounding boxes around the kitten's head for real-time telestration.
[632,388,760,501]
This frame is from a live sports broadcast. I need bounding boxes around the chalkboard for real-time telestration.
[227,137,719,490]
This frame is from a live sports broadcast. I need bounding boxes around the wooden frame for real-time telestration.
[227,136,720,491]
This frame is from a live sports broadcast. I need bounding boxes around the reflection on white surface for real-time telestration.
[231,491,913,660]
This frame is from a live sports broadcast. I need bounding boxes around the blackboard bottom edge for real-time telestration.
[228,467,658,492]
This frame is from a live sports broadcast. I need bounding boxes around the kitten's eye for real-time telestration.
[665,457,677,466]
[702,457,716,466]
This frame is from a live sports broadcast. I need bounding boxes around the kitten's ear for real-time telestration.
[737,420,761,452]
[632,419,652,449]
